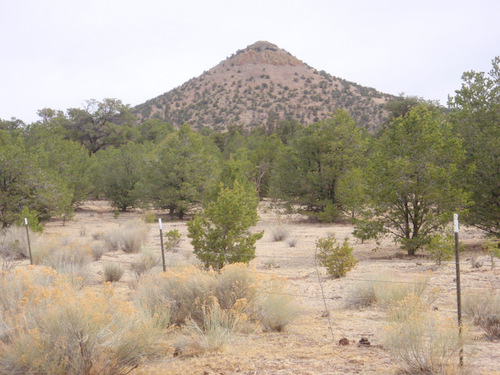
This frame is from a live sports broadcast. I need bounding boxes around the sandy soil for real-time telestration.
[33,200,500,375]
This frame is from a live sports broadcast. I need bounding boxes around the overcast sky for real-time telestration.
[1,0,499,123]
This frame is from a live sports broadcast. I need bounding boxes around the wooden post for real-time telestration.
[159,218,166,272]
[25,218,33,265]
[454,213,463,366]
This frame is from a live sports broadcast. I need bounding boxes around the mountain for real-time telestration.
[133,41,395,132]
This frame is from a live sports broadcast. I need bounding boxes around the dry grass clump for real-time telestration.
[103,221,149,253]
[0,271,159,375]
[31,239,91,288]
[384,294,467,374]
[255,278,300,332]
[0,225,39,260]
[135,263,298,338]
[175,301,242,356]
[345,271,431,308]
[90,242,106,260]
[463,289,500,339]
[271,225,289,242]
[130,250,158,278]
[103,262,125,282]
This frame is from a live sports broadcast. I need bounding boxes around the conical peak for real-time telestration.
[231,41,303,67]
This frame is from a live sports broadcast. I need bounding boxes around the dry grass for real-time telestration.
[30,239,91,288]
[103,221,149,253]
[103,262,125,282]
[90,242,106,260]
[256,279,300,332]
[384,295,467,374]
[0,270,159,375]
[0,225,39,260]
[175,301,240,356]
[271,225,289,242]
[346,271,432,308]
[463,289,500,339]
[130,250,158,278]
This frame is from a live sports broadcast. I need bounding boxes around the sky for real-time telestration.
[1,0,499,124]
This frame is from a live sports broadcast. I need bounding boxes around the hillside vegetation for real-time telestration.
[133,41,394,132]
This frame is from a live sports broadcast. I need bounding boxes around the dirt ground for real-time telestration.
[36,201,500,375]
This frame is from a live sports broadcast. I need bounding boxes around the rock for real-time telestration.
[339,338,350,346]
[359,337,370,346]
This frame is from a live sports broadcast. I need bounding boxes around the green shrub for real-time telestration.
[352,219,385,244]
[142,211,157,224]
[187,182,263,270]
[316,234,357,278]
[318,202,341,223]
[165,229,181,252]
[484,238,500,268]
[426,232,455,265]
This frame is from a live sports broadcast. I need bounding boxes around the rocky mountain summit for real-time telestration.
[133,41,394,132]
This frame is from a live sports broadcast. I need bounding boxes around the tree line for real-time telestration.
[1,57,498,256]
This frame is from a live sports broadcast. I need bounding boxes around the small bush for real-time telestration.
[0,272,159,375]
[426,232,454,265]
[135,266,215,326]
[0,226,39,260]
[142,210,157,224]
[120,221,149,253]
[484,238,500,269]
[316,234,357,278]
[463,289,500,339]
[165,229,181,252]
[317,202,341,223]
[346,272,431,308]
[103,230,122,251]
[130,250,158,278]
[271,225,289,242]
[103,262,125,282]
[286,237,298,247]
[32,240,91,288]
[384,295,466,374]
[374,272,431,308]
[256,279,300,332]
[176,301,240,355]
[90,242,106,261]
[103,221,149,253]
[352,219,385,243]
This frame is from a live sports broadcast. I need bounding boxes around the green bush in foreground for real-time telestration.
[188,181,263,270]
[316,234,357,278]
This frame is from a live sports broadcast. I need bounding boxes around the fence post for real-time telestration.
[454,213,463,366]
[25,218,33,265]
[159,218,166,272]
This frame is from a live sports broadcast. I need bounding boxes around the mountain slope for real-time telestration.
[133,41,394,132]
